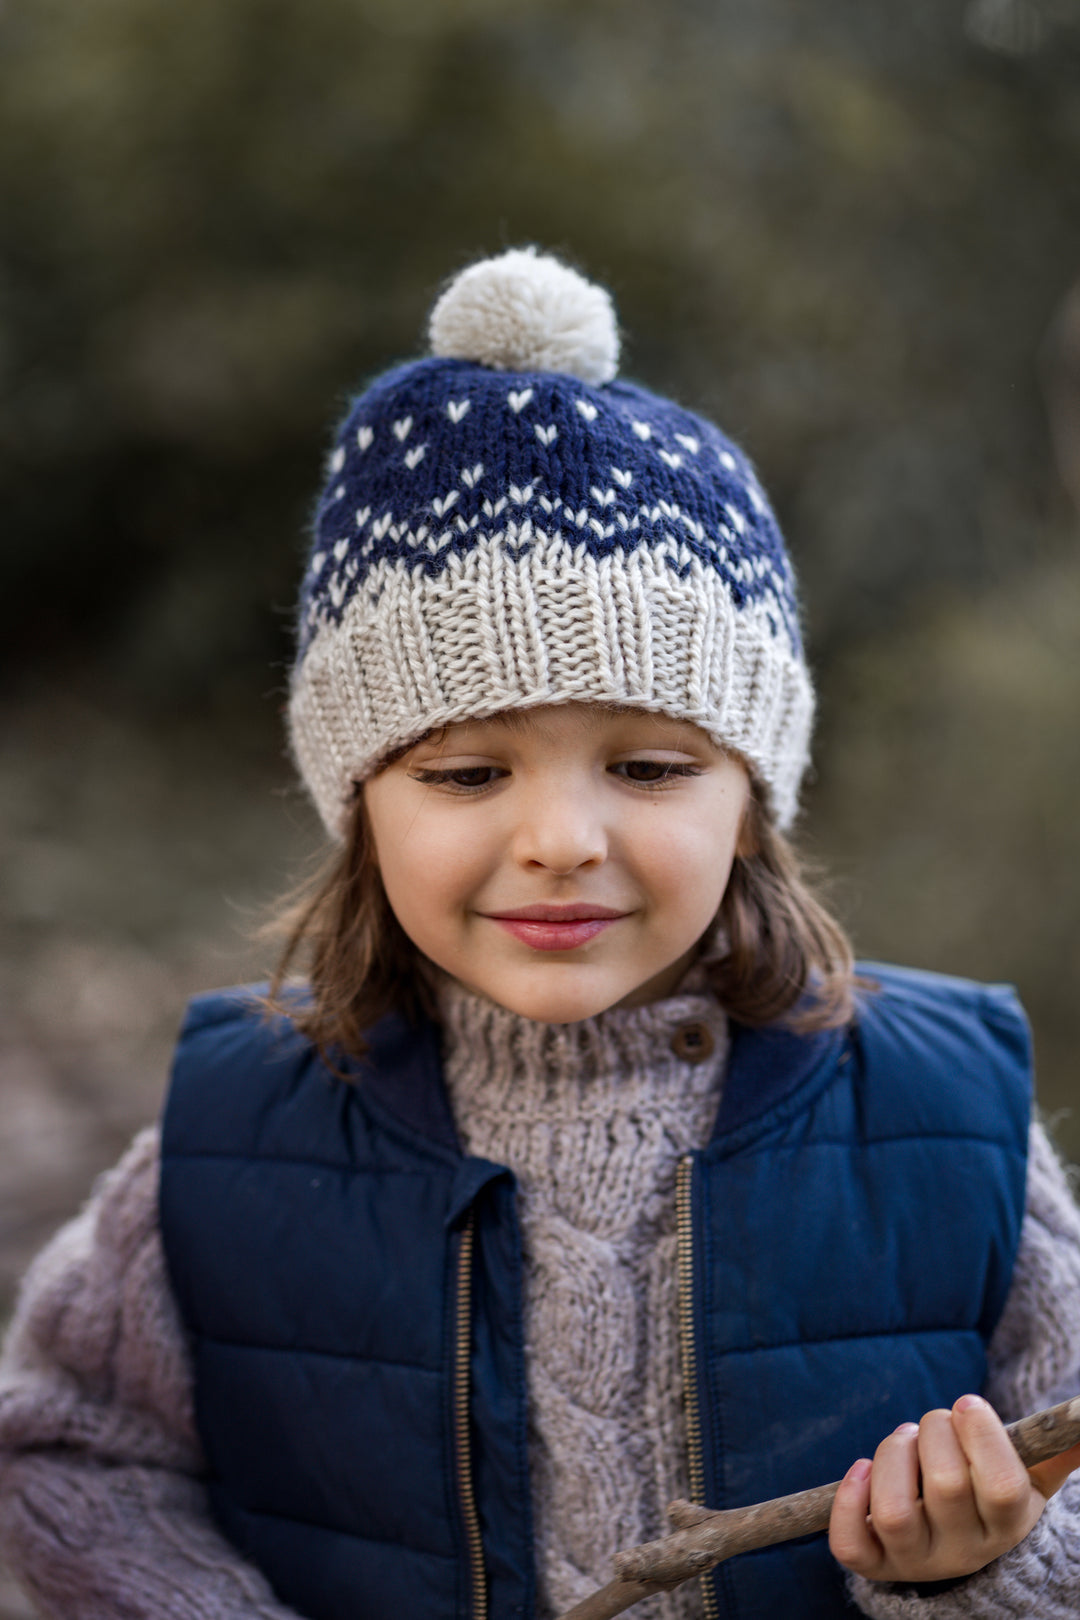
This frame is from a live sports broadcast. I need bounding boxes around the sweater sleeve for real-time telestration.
[0,1126,302,1620]
[848,1117,1080,1617]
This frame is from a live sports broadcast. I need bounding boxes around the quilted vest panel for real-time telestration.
[160,963,1030,1620]
[693,963,1030,1617]
[160,997,535,1620]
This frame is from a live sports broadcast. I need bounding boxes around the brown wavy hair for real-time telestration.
[265,773,856,1063]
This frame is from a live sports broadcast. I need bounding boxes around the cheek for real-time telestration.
[688,841,738,903]
[636,800,743,904]
[629,829,742,955]
[369,808,490,937]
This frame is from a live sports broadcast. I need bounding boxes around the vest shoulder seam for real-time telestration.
[162,1148,448,1177]
[720,1324,984,1355]
[711,1130,1027,1165]
[197,1331,440,1374]
[221,1497,457,1561]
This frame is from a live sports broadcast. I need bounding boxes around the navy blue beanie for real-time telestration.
[290,248,813,835]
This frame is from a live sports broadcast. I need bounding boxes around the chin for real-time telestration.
[484,974,632,1026]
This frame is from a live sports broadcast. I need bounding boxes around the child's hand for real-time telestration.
[829,1393,1080,1584]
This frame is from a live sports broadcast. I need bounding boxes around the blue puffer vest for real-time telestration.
[159,963,1031,1620]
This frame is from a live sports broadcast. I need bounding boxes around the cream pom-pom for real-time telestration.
[428,247,620,386]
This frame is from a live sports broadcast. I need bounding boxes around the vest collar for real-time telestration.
[712,1018,848,1146]
[344,1011,460,1154]
[346,999,848,1159]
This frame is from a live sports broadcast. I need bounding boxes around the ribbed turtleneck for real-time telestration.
[437,972,729,1620]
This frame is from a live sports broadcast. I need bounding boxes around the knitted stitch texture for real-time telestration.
[289,252,814,838]
[0,1129,298,1620]
[438,972,729,1620]
[2,1060,1080,1618]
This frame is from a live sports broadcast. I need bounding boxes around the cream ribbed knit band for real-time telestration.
[290,249,814,836]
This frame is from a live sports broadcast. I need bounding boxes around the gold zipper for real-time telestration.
[454,1211,487,1620]
[676,1155,719,1620]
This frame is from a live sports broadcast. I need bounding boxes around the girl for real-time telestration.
[2,248,1080,1620]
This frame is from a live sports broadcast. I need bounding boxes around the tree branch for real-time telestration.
[556,1395,1080,1620]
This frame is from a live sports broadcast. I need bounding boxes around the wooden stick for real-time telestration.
[556,1395,1080,1620]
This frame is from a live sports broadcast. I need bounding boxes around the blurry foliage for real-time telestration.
[4,0,1080,698]
[808,546,1080,1152]
[1,0,1080,1144]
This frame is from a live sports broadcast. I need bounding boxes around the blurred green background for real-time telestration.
[2,0,1080,1428]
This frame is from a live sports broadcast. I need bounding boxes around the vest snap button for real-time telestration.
[670,1021,715,1063]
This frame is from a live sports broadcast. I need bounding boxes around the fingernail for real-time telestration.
[847,1458,872,1482]
[894,1422,919,1436]
[956,1394,988,1413]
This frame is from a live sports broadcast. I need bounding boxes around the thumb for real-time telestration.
[1028,1438,1080,1500]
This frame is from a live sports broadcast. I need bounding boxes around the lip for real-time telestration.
[481,904,631,953]
[484,904,628,921]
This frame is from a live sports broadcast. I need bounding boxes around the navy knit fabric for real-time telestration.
[287,256,816,837]
[299,358,799,656]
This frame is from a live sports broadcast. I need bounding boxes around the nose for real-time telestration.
[510,779,607,874]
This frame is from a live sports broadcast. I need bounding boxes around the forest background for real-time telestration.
[3,5,1080,1605]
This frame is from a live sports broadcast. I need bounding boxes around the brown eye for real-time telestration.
[408,765,506,792]
[613,760,700,787]
[621,760,672,783]
[447,767,496,787]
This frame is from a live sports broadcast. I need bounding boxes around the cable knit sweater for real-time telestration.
[2,981,1080,1620]
[439,974,728,1620]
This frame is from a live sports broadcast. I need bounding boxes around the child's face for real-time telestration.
[363,703,751,1023]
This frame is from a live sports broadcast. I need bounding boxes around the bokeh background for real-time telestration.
[3,2,1080,1603]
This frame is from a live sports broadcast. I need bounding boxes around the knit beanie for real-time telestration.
[289,248,814,836]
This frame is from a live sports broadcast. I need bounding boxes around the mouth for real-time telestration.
[481,904,630,952]
[485,904,628,922]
